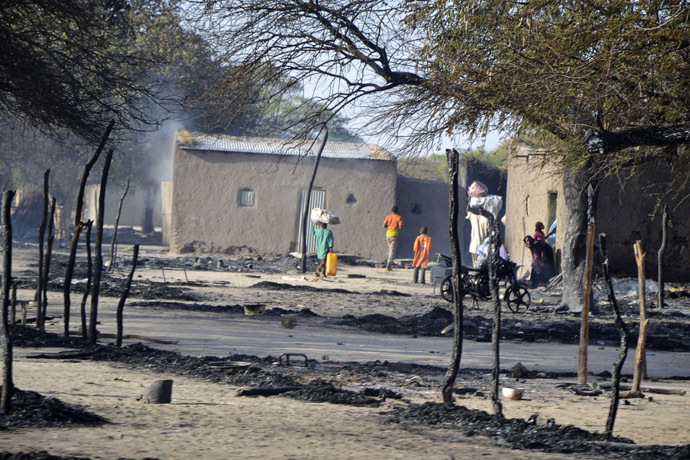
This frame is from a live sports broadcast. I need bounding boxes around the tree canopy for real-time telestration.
[415,1,690,175]
[0,0,175,142]
[0,0,362,210]
[190,1,690,171]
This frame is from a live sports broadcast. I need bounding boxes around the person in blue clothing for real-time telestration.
[310,222,334,277]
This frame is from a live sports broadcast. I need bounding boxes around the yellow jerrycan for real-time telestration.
[326,252,338,276]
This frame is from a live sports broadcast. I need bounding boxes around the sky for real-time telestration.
[358,127,503,156]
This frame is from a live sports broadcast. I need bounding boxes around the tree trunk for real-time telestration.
[35,169,50,331]
[88,149,113,344]
[109,177,130,272]
[301,125,328,273]
[488,215,502,415]
[63,119,113,337]
[561,169,597,312]
[578,185,596,384]
[1,190,16,414]
[80,221,93,338]
[598,234,630,437]
[441,149,465,406]
[116,244,139,347]
[657,204,668,308]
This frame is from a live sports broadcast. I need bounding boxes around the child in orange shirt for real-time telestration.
[412,227,433,284]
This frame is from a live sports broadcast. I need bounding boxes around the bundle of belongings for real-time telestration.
[468,180,489,197]
[311,207,340,225]
[467,181,503,219]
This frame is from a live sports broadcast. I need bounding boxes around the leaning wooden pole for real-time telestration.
[578,184,595,384]
[88,149,114,344]
[441,149,465,406]
[116,245,139,347]
[300,125,328,274]
[657,204,668,309]
[109,177,130,272]
[64,119,113,337]
[632,240,649,392]
[35,169,50,331]
[1,190,16,414]
[598,234,630,437]
[488,215,502,415]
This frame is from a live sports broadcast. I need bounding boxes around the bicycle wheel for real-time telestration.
[440,277,454,303]
[504,285,531,313]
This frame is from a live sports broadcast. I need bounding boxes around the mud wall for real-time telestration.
[160,181,172,245]
[85,184,162,230]
[170,146,397,259]
[395,176,451,262]
[505,150,567,279]
[596,163,690,281]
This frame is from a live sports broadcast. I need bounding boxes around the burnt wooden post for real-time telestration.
[64,221,84,336]
[598,234,630,437]
[88,149,114,344]
[116,245,139,347]
[441,149,465,406]
[632,240,649,392]
[300,125,328,274]
[1,190,16,414]
[64,119,113,337]
[41,197,56,325]
[488,214,502,415]
[35,169,50,331]
[657,204,668,309]
[81,221,93,338]
[109,177,130,272]
[578,184,596,384]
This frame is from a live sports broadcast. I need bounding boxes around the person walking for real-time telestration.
[412,227,433,284]
[383,205,403,271]
[310,222,334,277]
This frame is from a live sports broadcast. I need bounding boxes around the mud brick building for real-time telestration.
[505,142,690,281]
[167,132,452,261]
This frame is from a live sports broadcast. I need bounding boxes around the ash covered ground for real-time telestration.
[3,243,690,459]
[5,326,690,460]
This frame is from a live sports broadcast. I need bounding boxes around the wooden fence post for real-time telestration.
[632,240,649,392]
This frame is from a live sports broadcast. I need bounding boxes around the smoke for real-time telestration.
[139,119,183,185]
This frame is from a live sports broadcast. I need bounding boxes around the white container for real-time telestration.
[502,387,524,400]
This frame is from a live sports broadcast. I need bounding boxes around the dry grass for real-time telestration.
[177,130,194,146]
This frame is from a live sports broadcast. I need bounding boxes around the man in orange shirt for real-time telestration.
[383,205,403,271]
[412,227,433,283]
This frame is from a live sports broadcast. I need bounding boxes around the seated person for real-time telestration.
[523,235,555,288]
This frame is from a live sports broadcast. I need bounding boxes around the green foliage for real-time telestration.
[415,0,690,172]
[398,155,449,182]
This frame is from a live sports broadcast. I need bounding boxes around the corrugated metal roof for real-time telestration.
[176,133,395,161]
